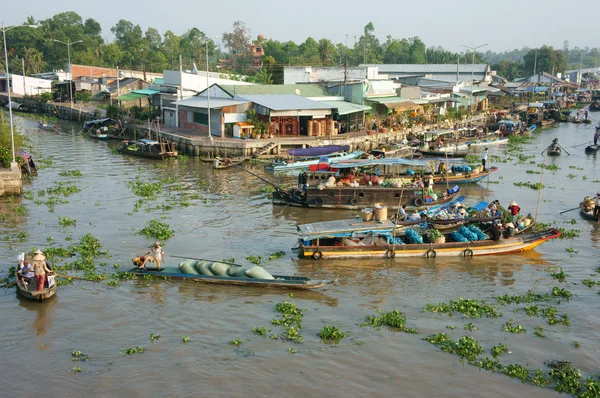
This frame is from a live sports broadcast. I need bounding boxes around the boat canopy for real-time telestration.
[297,218,397,239]
[287,145,350,157]
[330,157,465,169]
[83,118,117,129]
[498,120,520,126]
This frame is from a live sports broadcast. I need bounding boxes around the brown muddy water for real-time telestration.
[1,114,599,397]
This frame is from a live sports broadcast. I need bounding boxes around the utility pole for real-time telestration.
[460,43,488,120]
[344,34,348,83]
[22,58,26,96]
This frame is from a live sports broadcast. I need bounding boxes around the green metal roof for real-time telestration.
[132,89,160,95]
[319,101,371,115]
[115,92,147,101]
[154,78,164,84]
[218,84,333,98]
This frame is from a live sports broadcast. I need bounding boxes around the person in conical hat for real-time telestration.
[31,252,52,291]
[33,249,44,256]
[508,201,521,223]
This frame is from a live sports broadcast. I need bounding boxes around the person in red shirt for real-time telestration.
[508,201,520,223]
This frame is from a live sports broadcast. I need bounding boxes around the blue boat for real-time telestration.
[286,145,350,157]
[265,150,363,172]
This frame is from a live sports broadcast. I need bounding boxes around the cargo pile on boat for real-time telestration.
[178,259,275,280]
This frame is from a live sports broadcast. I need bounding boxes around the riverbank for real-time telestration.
[2,93,490,158]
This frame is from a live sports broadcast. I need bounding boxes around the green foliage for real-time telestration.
[122,347,144,355]
[252,326,269,337]
[245,255,262,266]
[58,216,76,227]
[0,113,26,168]
[491,344,509,358]
[229,338,243,347]
[503,319,526,334]
[423,298,500,319]
[268,251,285,260]
[137,219,174,240]
[362,309,419,334]
[318,324,348,342]
[424,334,483,362]
[181,336,190,343]
[71,351,88,361]
[502,364,530,383]
[464,322,478,332]
[150,333,161,341]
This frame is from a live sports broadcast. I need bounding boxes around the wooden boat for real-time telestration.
[272,183,461,210]
[15,274,57,300]
[82,118,125,140]
[264,151,363,172]
[16,150,37,176]
[37,122,58,130]
[127,266,337,289]
[297,226,560,259]
[117,139,178,160]
[546,146,561,156]
[213,158,244,169]
[585,144,600,154]
[580,202,599,221]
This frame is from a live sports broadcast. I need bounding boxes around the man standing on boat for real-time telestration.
[481,148,489,171]
[594,130,599,146]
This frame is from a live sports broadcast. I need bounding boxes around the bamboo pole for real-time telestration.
[534,152,546,223]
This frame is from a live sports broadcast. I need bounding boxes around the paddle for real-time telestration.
[559,207,580,215]
[573,141,592,148]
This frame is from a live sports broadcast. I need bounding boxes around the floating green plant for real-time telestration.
[71,351,88,361]
[58,216,76,227]
[252,326,269,337]
[361,309,419,334]
[150,333,161,342]
[503,320,526,334]
[229,338,243,347]
[318,324,348,343]
[137,219,174,240]
[581,279,598,288]
[268,251,285,260]
[464,322,478,332]
[288,347,297,354]
[59,170,83,177]
[246,255,262,266]
[123,347,144,355]
[181,336,190,344]
[13,205,28,216]
[423,298,500,319]
[491,343,509,358]
[423,334,483,362]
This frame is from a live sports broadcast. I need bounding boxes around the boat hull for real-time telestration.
[117,147,178,160]
[16,277,57,300]
[580,208,599,221]
[299,228,560,259]
[273,186,460,210]
[585,144,600,153]
[128,268,337,289]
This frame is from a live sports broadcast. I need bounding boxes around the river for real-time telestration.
[1,113,599,397]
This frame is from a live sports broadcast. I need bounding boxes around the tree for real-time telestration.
[408,37,426,64]
[298,37,320,65]
[23,47,45,74]
[222,21,252,73]
[355,22,381,64]
[382,36,410,64]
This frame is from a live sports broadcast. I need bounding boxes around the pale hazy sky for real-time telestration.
[4,0,600,53]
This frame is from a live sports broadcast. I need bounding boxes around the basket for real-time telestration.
[361,208,374,221]
[373,204,388,221]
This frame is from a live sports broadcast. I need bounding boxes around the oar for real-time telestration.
[170,255,246,267]
[557,143,571,155]
[559,207,580,215]
[573,141,592,148]
[0,281,16,288]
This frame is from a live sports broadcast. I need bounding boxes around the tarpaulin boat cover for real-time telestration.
[287,145,350,157]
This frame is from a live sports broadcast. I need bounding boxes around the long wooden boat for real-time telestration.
[585,144,600,154]
[88,132,109,140]
[117,139,178,160]
[127,267,337,289]
[273,183,461,210]
[546,146,561,156]
[37,122,58,130]
[264,150,363,172]
[297,227,560,259]
[580,203,599,221]
[15,275,57,300]
[16,150,38,176]
[213,159,244,169]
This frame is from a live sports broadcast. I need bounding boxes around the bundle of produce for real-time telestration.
[451,165,472,173]
[179,259,200,275]
[405,228,423,244]
[466,225,488,240]
[386,236,404,245]
[459,226,479,241]
[451,230,469,242]
[582,196,594,213]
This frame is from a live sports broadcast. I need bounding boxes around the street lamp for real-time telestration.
[205,36,217,140]
[53,39,82,110]
[2,23,38,170]
[460,43,488,121]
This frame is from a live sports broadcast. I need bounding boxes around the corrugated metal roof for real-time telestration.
[234,94,333,111]
[365,97,411,105]
[318,100,370,115]
[115,92,147,101]
[132,89,159,95]
[362,64,489,74]
[175,97,249,109]
[219,84,332,98]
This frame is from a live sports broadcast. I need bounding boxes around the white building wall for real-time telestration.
[9,74,52,95]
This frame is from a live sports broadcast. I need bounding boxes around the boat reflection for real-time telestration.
[17,292,57,338]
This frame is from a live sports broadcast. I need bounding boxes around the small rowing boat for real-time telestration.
[15,274,57,301]
[585,144,600,154]
[37,122,58,130]
[212,158,245,170]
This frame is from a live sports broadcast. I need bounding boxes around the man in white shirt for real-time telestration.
[481,148,489,171]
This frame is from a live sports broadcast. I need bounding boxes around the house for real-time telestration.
[159,70,254,127]
[0,73,52,96]
[70,64,162,82]
[361,64,494,85]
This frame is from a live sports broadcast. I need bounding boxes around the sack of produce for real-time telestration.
[210,262,231,276]
[245,265,275,280]
[194,260,215,276]
[228,265,250,277]
[466,225,488,240]
[459,226,478,241]
[451,230,469,242]
[405,228,424,244]
[178,259,200,275]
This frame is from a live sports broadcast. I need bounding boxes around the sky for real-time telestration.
[4,0,600,54]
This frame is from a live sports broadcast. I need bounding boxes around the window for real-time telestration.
[162,99,175,108]
[193,112,208,125]
[255,47,262,53]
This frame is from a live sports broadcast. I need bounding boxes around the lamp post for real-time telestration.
[2,23,38,169]
[53,39,82,110]
[460,43,487,121]
[205,36,217,140]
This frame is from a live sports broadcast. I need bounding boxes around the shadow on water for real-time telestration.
[17,292,57,339]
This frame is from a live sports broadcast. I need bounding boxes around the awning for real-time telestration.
[115,92,147,101]
[385,101,420,111]
[319,101,371,115]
